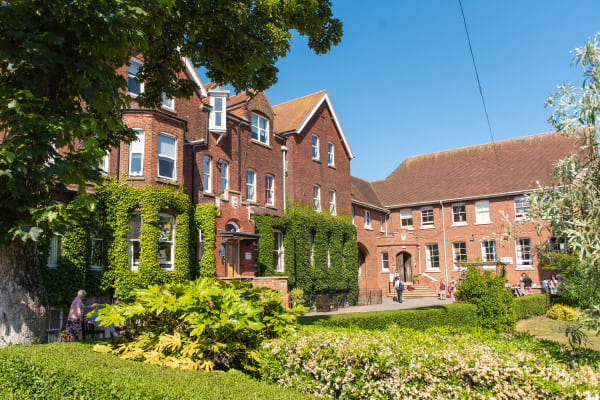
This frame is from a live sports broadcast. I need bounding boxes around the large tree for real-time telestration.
[0,0,342,345]
[528,34,600,333]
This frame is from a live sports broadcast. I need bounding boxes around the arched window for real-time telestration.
[225,221,239,232]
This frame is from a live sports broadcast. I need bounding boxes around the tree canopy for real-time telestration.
[528,34,600,331]
[0,0,342,241]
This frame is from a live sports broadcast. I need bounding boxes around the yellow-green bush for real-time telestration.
[547,304,582,321]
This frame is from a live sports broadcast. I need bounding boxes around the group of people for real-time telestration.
[64,289,121,341]
[507,273,561,297]
[438,280,456,302]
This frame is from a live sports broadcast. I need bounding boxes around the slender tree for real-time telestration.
[528,34,600,334]
[0,0,342,345]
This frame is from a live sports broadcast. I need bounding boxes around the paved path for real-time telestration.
[303,295,454,316]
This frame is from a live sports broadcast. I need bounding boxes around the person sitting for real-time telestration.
[86,303,120,338]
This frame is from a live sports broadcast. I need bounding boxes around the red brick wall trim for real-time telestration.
[221,276,289,305]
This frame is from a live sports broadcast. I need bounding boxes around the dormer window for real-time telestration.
[209,96,227,131]
[251,113,268,144]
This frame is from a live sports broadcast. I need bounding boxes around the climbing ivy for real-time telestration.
[254,206,358,304]
[195,202,219,277]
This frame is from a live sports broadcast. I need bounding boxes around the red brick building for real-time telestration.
[352,132,578,295]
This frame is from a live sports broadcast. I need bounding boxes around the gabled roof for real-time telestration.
[351,176,385,209]
[273,90,354,159]
[183,58,207,98]
[371,130,581,207]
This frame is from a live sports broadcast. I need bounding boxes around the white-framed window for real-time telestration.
[379,215,384,233]
[47,234,62,268]
[129,129,144,176]
[425,243,440,270]
[203,156,212,193]
[452,242,467,269]
[475,200,491,224]
[481,239,497,263]
[157,133,176,180]
[312,134,320,160]
[161,93,174,109]
[452,203,466,224]
[265,174,275,206]
[197,229,205,260]
[273,230,284,273]
[251,113,268,144]
[246,169,256,202]
[157,213,175,270]
[421,207,434,227]
[90,237,104,271]
[313,185,321,212]
[127,58,143,96]
[209,96,226,131]
[381,252,389,272]
[364,210,372,229]
[400,209,413,228]
[327,141,334,166]
[309,233,315,266]
[99,153,109,174]
[549,236,567,252]
[514,196,531,219]
[220,161,228,195]
[516,238,533,267]
[329,189,336,215]
[128,212,142,270]
[352,207,355,225]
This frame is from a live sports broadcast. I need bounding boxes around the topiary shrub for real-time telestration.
[514,294,552,320]
[93,277,306,372]
[455,266,515,332]
[547,303,582,321]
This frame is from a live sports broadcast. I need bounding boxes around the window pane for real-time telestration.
[158,215,173,241]
[130,154,142,175]
[129,214,141,239]
[158,158,174,179]
[128,61,141,95]
[130,130,144,153]
[158,135,175,158]
[157,242,172,264]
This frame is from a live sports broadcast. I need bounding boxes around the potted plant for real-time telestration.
[413,275,421,285]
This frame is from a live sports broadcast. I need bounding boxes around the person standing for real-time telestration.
[523,274,533,295]
[65,290,86,340]
[394,277,404,303]
[439,280,446,300]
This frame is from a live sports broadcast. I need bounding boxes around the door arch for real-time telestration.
[396,251,412,282]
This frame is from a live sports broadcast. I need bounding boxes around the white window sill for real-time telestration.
[251,139,271,148]
[451,222,467,227]
[47,264,58,269]
[364,226,373,230]
[160,266,174,271]
[425,268,440,273]
[420,225,435,230]
[401,226,414,230]
[381,270,390,274]
[328,163,335,168]
[157,176,177,182]
[475,221,492,225]
[161,104,176,112]
[515,265,535,271]
[312,158,320,162]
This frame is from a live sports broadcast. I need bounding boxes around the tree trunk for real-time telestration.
[0,240,48,346]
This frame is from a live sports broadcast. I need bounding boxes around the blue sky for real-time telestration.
[200,1,600,182]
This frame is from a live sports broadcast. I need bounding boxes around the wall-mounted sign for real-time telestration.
[245,252,252,260]
[500,257,513,264]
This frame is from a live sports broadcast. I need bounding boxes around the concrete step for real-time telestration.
[387,284,438,298]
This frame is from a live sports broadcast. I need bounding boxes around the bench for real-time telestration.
[314,295,339,312]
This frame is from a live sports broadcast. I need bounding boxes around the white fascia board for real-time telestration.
[183,57,208,97]
[351,199,389,214]
[296,93,355,159]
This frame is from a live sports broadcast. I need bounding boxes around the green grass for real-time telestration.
[517,316,600,351]
[0,340,316,400]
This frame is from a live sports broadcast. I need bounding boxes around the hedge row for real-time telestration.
[298,303,478,330]
[514,294,553,320]
[0,342,314,400]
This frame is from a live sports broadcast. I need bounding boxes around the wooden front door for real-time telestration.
[225,241,239,277]
[396,252,412,282]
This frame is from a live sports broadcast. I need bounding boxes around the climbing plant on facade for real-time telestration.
[195,203,219,277]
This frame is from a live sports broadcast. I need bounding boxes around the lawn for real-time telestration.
[517,316,600,351]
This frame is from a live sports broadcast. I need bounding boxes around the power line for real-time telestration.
[458,0,500,166]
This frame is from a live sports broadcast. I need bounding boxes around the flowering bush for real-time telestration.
[547,304,582,321]
[260,326,600,399]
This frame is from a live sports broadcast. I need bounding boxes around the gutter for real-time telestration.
[351,199,389,214]
[440,200,449,286]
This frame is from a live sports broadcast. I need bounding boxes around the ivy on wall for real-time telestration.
[254,206,359,304]
[195,202,219,277]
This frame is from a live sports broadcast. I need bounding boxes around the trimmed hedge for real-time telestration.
[298,303,478,330]
[514,294,552,320]
[0,341,315,400]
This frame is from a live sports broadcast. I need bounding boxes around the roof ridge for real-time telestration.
[273,89,327,109]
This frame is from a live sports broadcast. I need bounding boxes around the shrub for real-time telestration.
[290,288,305,306]
[298,303,478,330]
[455,266,515,332]
[547,304,582,321]
[259,325,600,399]
[0,341,313,400]
[93,277,306,371]
[514,294,552,320]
